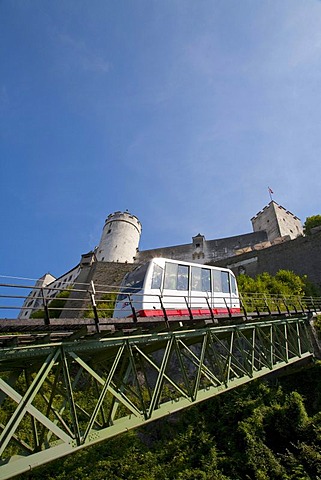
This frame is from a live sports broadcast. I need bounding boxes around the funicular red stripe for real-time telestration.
[137,308,241,318]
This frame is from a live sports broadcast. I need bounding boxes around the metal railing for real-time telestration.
[1,280,321,330]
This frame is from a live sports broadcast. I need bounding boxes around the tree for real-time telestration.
[237,270,320,313]
[237,270,306,297]
[303,215,321,235]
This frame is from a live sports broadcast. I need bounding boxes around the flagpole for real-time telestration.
[268,187,273,202]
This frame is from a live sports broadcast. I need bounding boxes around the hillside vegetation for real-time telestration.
[237,269,320,298]
[25,363,321,480]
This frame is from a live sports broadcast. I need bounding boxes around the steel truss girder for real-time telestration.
[0,316,314,479]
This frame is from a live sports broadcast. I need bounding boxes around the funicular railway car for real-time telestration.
[113,258,240,318]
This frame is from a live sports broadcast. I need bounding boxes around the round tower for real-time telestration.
[96,211,142,263]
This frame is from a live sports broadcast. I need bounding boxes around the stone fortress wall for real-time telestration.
[135,231,268,265]
[213,229,321,290]
[59,261,136,319]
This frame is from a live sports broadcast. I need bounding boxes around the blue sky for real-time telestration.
[1,0,321,282]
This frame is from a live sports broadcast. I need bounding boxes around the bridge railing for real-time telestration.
[0,280,321,326]
[239,293,321,317]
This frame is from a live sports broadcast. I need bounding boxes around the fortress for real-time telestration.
[19,201,310,318]
[92,202,303,265]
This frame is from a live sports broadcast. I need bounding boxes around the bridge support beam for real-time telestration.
[0,316,314,479]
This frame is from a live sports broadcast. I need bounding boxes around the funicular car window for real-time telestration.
[164,262,178,290]
[192,267,211,291]
[177,265,189,290]
[117,263,149,300]
[230,274,237,295]
[191,267,201,291]
[221,271,230,293]
[201,269,211,291]
[213,270,222,292]
[151,264,163,289]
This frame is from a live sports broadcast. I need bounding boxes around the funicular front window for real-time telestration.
[118,263,149,300]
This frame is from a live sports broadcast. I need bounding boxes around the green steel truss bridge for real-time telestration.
[0,281,320,479]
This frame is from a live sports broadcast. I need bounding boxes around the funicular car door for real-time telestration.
[190,266,212,314]
[162,262,189,315]
[148,262,164,313]
[229,273,239,311]
[212,269,231,313]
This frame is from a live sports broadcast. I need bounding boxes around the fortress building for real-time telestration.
[19,201,304,318]
[135,201,303,265]
[18,266,81,319]
[96,211,142,263]
[251,201,303,241]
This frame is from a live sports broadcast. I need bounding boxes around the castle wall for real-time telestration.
[60,261,136,318]
[211,230,321,289]
[136,231,268,265]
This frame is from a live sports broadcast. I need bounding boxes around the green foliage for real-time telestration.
[303,215,321,235]
[85,292,117,318]
[21,363,321,480]
[238,270,306,297]
[236,270,317,314]
[302,275,321,297]
[313,315,321,337]
[30,289,71,319]
[30,309,47,319]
